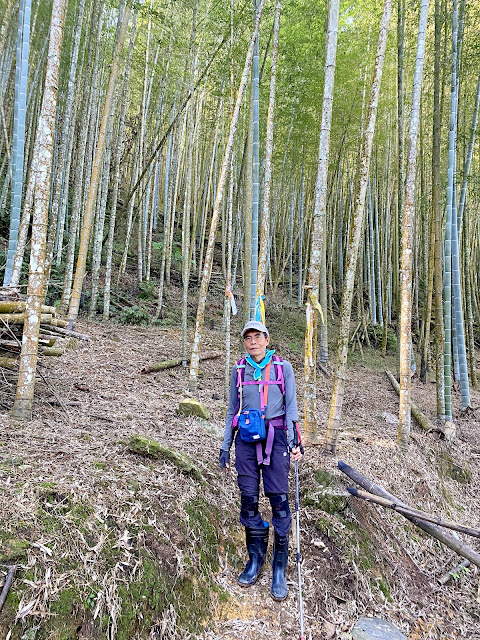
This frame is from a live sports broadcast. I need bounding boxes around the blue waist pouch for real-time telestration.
[237,409,266,443]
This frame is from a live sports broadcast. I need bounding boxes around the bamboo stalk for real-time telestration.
[188,0,267,391]
[325,0,392,452]
[386,370,439,433]
[398,0,430,449]
[68,5,131,328]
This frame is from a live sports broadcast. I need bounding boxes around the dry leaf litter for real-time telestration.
[0,299,479,640]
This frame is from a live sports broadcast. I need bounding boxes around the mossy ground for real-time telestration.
[0,493,228,640]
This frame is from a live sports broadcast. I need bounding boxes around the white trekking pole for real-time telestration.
[293,422,305,640]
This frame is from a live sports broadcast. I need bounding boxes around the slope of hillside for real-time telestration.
[0,301,479,640]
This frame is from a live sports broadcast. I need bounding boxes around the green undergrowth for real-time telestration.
[0,491,228,640]
[348,342,397,371]
[367,324,397,354]
[303,468,348,514]
[267,304,306,354]
[117,304,151,326]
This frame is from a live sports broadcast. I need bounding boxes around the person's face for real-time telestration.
[243,330,270,362]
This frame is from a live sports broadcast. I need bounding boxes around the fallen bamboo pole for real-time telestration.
[347,487,480,539]
[40,325,90,340]
[139,351,222,374]
[338,460,480,569]
[385,370,440,433]
[438,559,471,586]
[0,566,16,613]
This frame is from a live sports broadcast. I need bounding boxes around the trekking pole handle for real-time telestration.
[293,422,304,454]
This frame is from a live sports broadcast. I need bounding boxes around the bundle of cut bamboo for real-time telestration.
[0,288,71,368]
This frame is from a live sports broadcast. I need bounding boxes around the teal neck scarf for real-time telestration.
[246,349,275,380]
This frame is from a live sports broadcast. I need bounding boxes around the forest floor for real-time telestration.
[0,288,479,640]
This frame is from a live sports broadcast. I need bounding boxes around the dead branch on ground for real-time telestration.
[338,460,480,569]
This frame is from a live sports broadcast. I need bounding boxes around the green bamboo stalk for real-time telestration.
[4,0,30,286]
[326,0,392,452]
[443,0,458,425]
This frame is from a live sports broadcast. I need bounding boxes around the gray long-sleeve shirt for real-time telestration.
[221,357,299,451]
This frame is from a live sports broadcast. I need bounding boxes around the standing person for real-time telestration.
[219,320,303,601]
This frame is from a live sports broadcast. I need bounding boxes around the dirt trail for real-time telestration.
[1,316,479,639]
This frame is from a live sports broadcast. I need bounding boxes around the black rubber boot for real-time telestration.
[237,525,269,587]
[270,531,289,601]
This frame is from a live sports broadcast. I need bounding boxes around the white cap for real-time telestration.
[241,321,269,337]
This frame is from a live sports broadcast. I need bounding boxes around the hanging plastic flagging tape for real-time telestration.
[305,301,314,367]
[225,286,237,315]
[305,290,324,368]
[308,290,325,325]
[255,294,265,324]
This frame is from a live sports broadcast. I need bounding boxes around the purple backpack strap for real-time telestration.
[272,355,285,395]
[262,424,276,465]
[232,358,246,429]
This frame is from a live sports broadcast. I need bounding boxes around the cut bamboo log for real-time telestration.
[0,301,57,315]
[347,487,480,539]
[338,460,480,569]
[139,351,222,374]
[0,313,53,324]
[0,340,20,349]
[40,347,64,356]
[40,325,90,340]
[385,370,440,433]
[48,317,67,327]
[0,357,17,369]
[1,337,57,349]
[0,288,22,301]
